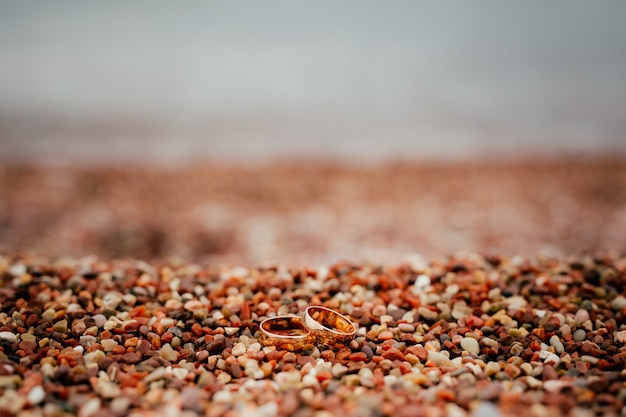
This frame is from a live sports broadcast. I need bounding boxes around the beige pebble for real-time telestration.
[460,337,480,355]
[427,351,450,365]
[484,361,500,376]
[332,363,349,378]
[53,320,68,333]
[377,331,394,341]
[231,342,246,356]
[160,343,178,362]
[398,323,415,333]
[418,306,438,320]
[101,339,118,352]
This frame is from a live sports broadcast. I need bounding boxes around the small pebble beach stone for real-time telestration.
[573,329,587,342]
[377,331,394,341]
[460,337,480,354]
[160,343,178,362]
[0,332,16,343]
[231,342,246,356]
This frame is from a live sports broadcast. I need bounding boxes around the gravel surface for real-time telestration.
[1,159,625,265]
[0,253,624,417]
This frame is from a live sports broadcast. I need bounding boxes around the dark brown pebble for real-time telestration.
[230,363,243,378]
[136,339,151,354]
[361,345,374,359]
[206,338,226,355]
[196,350,209,363]
[98,356,114,370]
[388,309,407,321]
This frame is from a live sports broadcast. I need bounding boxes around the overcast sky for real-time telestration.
[1,1,625,162]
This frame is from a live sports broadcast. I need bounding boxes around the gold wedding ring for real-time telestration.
[258,315,314,351]
[258,307,357,350]
[303,306,357,346]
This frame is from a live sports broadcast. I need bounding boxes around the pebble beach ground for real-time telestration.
[0,158,625,416]
[0,253,624,417]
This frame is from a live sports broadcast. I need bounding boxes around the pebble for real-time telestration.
[418,306,438,320]
[377,331,394,341]
[460,337,480,354]
[358,367,375,388]
[101,339,118,351]
[172,368,189,379]
[332,363,348,378]
[414,274,431,290]
[484,361,500,376]
[549,335,564,354]
[145,368,166,383]
[581,355,599,364]
[427,350,450,365]
[78,398,101,417]
[92,314,107,328]
[84,350,105,366]
[481,337,498,347]
[372,305,387,316]
[0,332,16,343]
[398,323,415,333]
[612,295,626,310]
[160,343,178,362]
[231,342,246,356]
[573,329,587,342]
[27,386,45,404]
[42,308,56,321]
[102,292,122,309]
[53,319,68,333]
[574,309,589,324]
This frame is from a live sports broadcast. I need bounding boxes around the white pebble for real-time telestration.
[28,386,45,404]
[358,367,375,388]
[78,398,101,417]
[574,309,589,324]
[413,274,431,291]
[172,368,189,379]
[549,335,564,354]
[460,337,480,355]
[427,351,450,365]
[92,314,107,328]
[231,342,246,356]
[0,332,16,343]
[573,329,586,342]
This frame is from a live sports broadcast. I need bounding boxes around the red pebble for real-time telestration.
[349,352,368,362]
[382,347,404,362]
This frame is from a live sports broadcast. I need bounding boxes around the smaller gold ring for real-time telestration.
[258,315,313,351]
[303,306,357,346]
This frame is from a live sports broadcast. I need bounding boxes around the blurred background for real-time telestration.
[1,2,625,265]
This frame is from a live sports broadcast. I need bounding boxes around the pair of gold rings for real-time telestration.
[259,306,357,351]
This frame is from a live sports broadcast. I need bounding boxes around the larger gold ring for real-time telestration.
[258,315,314,351]
[303,306,357,346]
